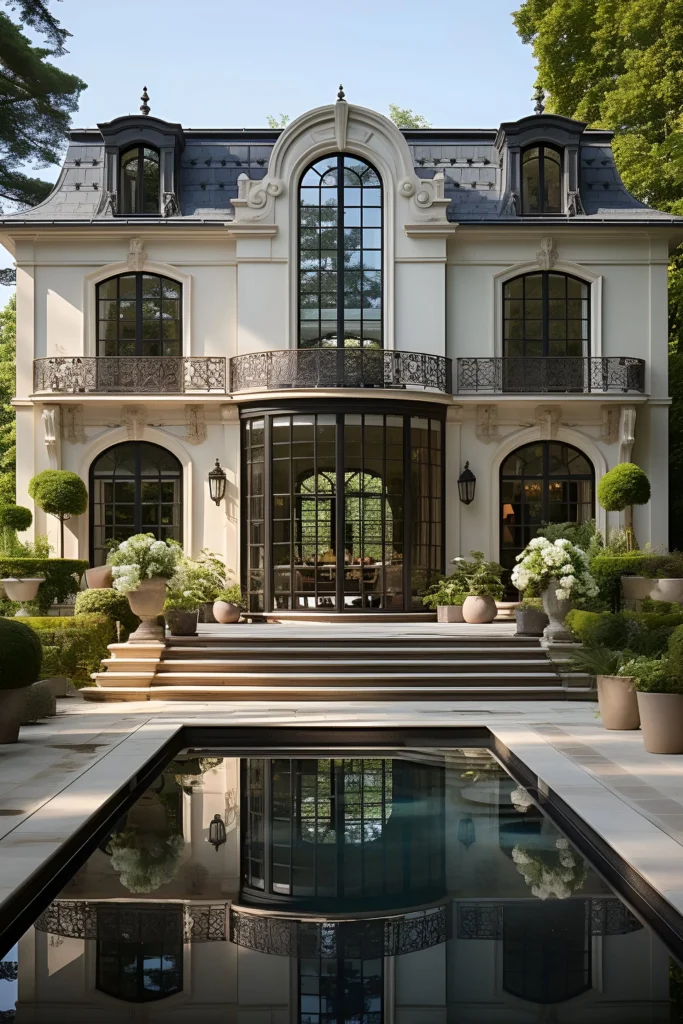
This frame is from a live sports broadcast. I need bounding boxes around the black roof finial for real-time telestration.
[532,86,545,115]
[140,86,150,116]
[337,84,345,101]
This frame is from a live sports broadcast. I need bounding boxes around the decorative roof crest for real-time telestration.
[140,86,150,116]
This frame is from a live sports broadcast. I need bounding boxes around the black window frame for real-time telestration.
[503,271,590,359]
[95,904,183,1003]
[298,153,383,350]
[119,144,161,216]
[521,143,563,215]
[96,272,183,358]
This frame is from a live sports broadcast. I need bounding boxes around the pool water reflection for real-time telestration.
[4,749,680,1022]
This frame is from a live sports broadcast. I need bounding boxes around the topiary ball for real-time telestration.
[0,504,33,531]
[0,618,43,690]
[74,588,140,640]
[28,470,88,518]
[597,463,651,512]
[21,681,57,723]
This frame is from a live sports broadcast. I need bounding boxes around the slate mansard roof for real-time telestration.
[1,115,680,227]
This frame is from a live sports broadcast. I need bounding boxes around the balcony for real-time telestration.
[455,357,646,395]
[229,349,452,394]
[33,356,227,394]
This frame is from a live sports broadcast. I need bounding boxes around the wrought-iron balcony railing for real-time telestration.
[229,348,452,394]
[33,356,227,394]
[455,356,646,394]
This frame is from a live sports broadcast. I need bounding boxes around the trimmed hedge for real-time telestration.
[668,624,683,677]
[0,617,43,690]
[22,681,57,723]
[590,552,683,606]
[21,613,112,684]
[0,558,88,613]
[74,588,139,641]
[565,608,683,657]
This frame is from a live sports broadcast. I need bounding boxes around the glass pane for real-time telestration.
[521,148,540,214]
[543,146,562,213]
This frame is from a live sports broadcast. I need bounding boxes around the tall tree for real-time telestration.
[388,105,431,129]
[513,0,683,547]
[0,0,86,211]
[0,293,16,503]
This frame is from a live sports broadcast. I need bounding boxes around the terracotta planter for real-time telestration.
[85,565,113,590]
[213,600,241,624]
[2,577,44,616]
[541,587,574,643]
[127,578,168,643]
[637,691,683,754]
[515,608,549,637]
[462,595,497,624]
[0,688,28,744]
[650,579,683,604]
[165,609,199,637]
[597,675,640,730]
[621,576,654,604]
[437,604,464,623]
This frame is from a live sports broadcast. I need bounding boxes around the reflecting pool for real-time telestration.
[2,748,681,1023]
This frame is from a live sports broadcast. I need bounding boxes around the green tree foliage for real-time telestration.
[0,0,86,214]
[388,105,431,129]
[28,469,88,556]
[0,294,16,503]
[266,113,290,128]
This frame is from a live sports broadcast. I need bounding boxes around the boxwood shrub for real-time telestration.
[0,617,43,690]
[21,613,112,685]
[565,608,683,657]
[0,557,88,614]
[590,552,683,606]
[74,588,139,641]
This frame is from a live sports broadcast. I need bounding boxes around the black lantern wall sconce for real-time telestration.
[208,459,227,505]
[207,813,227,851]
[458,462,476,505]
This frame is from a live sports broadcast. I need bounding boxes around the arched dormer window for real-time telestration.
[521,144,562,214]
[97,272,182,356]
[299,154,382,349]
[119,145,160,215]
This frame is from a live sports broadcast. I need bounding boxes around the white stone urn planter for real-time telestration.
[596,675,640,730]
[650,579,683,604]
[621,576,654,604]
[437,605,464,623]
[462,595,497,624]
[2,577,44,616]
[126,578,168,643]
[541,587,574,643]
[213,600,241,624]
[637,691,683,754]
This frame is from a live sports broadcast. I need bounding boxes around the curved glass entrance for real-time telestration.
[242,405,444,612]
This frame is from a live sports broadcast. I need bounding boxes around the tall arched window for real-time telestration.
[119,145,160,214]
[96,905,183,1002]
[521,144,562,214]
[503,272,589,359]
[503,901,591,1004]
[97,273,182,357]
[90,441,183,566]
[299,154,382,349]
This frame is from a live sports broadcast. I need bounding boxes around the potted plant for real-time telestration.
[597,463,651,554]
[28,470,88,557]
[514,595,549,637]
[164,553,228,636]
[455,551,504,624]
[108,826,184,893]
[214,584,244,624]
[512,837,588,900]
[2,575,44,615]
[512,537,598,642]
[623,654,683,753]
[0,617,43,743]
[108,534,182,643]
[85,564,113,589]
[422,577,467,622]
[566,645,639,730]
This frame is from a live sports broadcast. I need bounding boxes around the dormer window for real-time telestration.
[119,145,160,215]
[521,144,562,214]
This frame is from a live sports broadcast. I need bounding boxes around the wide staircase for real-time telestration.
[84,623,591,702]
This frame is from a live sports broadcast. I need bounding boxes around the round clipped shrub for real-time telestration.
[21,681,56,723]
[0,618,42,690]
[0,504,32,531]
[598,463,651,512]
[28,470,88,557]
[75,588,140,640]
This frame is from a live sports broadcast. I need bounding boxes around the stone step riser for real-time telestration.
[155,660,555,674]
[149,672,562,687]
[83,685,593,703]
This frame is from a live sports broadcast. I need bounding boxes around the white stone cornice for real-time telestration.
[404,223,457,239]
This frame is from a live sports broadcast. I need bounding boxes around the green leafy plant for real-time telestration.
[0,617,42,689]
[108,828,184,894]
[566,645,624,677]
[0,556,87,613]
[512,837,588,900]
[422,577,467,609]
[565,608,683,658]
[512,537,598,603]
[165,550,230,611]
[517,596,544,611]
[455,550,504,600]
[74,589,140,641]
[590,552,683,606]
[598,464,651,551]
[215,584,244,608]
[21,614,113,685]
[537,519,602,557]
[107,534,182,594]
[618,655,682,694]
[28,470,88,557]
[21,680,56,723]
[0,503,32,555]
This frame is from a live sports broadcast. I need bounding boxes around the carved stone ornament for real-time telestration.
[61,404,86,445]
[500,191,519,217]
[567,189,585,217]
[162,192,180,218]
[126,237,148,271]
[232,173,285,222]
[600,404,619,445]
[536,236,558,271]
[97,189,117,216]
[335,90,349,150]
[619,405,636,463]
[475,405,499,444]
[121,404,148,440]
[42,407,59,467]
[535,404,562,440]
[184,404,207,446]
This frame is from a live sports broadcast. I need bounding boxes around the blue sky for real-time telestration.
[0,0,537,298]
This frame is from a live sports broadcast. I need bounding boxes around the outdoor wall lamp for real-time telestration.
[208,459,227,505]
[207,813,227,851]
[457,462,476,505]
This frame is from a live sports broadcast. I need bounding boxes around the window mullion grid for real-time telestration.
[337,154,344,348]
[381,416,386,609]
[134,445,142,535]
[539,145,545,214]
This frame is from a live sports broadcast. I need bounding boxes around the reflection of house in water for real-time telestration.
[15,754,672,1022]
